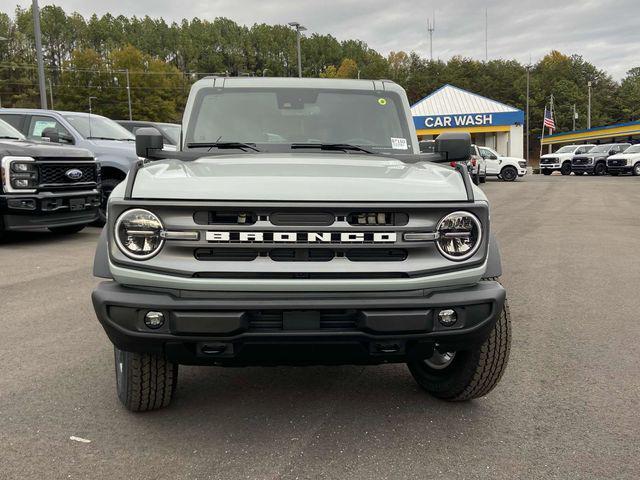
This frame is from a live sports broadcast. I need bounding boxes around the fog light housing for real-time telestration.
[438,309,457,327]
[144,311,165,329]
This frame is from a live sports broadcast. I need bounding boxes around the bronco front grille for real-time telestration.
[37,161,97,188]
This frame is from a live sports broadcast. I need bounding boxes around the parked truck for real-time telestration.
[91,78,511,411]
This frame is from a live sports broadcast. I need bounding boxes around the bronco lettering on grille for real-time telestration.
[205,231,397,243]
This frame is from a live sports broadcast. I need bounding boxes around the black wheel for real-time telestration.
[472,172,479,185]
[594,162,607,176]
[634,163,640,176]
[560,162,572,175]
[479,174,487,184]
[114,347,178,412]
[407,280,511,401]
[48,224,86,234]
[0,217,5,242]
[500,166,518,182]
[96,178,123,226]
[574,171,584,176]
[542,169,552,176]
[610,171,619,176]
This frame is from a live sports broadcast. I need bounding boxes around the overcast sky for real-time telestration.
[1,0,638,80]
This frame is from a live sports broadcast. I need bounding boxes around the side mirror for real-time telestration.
[135,127,164,158]
[490,154,498,160]
[434,132,471,162]
[41,127,59,143]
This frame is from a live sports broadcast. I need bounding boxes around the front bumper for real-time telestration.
[570,164,595,173]
[606,165,632,173]
[1,189,100,230]
[92,280,506,366]
[539,164,560,170]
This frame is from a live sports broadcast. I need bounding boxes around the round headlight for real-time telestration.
[436,211,482,261]
[114,209,164,260]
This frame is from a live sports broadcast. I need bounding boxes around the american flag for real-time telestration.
[543,106,556,131]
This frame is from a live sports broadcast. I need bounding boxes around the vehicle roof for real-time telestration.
[0,108,105,118]
[117,120,180,127]
[192,76,403,92]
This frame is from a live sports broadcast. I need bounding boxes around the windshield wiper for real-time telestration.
[0,136,22,140]
[290,143,375,154]
[87,136,120,141]
[186,142,260,152]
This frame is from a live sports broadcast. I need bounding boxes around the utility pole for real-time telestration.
[427,11,435,61]
[88,96,97,138]
[572,104,577,131]
[125,69,132,120]
[525,65,530,164]
[288,22,307,78]
[48,78,53,109]
[485,8,488,61]
[587,81,592,129]
[32,0,47,109]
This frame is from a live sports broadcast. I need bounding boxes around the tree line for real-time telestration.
[0,5,638,152]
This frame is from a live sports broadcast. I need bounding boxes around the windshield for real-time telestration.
[590,144,611,153]
[63,114,135,141]
[157,123,181,145]
[0,118,25,139]
[555,146,577,153]
[185,88,412,153]
[623,145,640,153]
[575,146,594,154]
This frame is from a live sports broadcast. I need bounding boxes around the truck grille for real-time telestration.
[572,157,590,165]
[540,158,558,164]
[37,161,97,189]
[608,159,626,166]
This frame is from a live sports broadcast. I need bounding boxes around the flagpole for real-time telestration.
[539,105,546,162]
[548,94,554,154]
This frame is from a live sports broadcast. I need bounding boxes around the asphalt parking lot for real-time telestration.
[1,174,639,479]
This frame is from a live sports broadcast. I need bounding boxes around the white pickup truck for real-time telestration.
[539,144,595,175]
[477,146,527,181]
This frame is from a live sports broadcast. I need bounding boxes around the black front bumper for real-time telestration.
[570,164,594,173]
[92,281,506,366]
[606,165,632,174]
[1,189,100,230]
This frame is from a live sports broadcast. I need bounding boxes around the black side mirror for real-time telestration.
[434,132,471,162]
[41,127,59,143]
[135,127,164,158]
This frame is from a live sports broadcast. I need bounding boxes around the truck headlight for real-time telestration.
[114,208,164,260]
[1,156,38,192]
[436,211,482,261]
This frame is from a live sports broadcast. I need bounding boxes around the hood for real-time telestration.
[130,153,472,202]
[500,156,525,162]
[608,152,640,160]
[87,139,137,157]
[0,139,92,158]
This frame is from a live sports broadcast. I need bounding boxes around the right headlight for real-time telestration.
[436,211,482,261]
[114,208,164,260]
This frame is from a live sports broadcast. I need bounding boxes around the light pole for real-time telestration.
[288,22,306,78]
[587,81,592,129]
[525,64,530,164]
[32,0,47,109]
[88,96,97,138]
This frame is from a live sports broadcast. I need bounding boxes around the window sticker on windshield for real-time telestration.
[378,98,387,106]
[391,137,408,150]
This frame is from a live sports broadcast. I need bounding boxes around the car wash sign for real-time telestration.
[414,111,524,130]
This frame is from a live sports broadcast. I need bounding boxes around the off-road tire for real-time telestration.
[48,224,86,234]
[633,163,640,176]
[479,174,487,184]
[542,169,552,175]
[560,162,572,175]
[500,166,518,182]
[594,162,607,176]
[407,277,511,401]
[95,177,122,226]
[114,347,178,412]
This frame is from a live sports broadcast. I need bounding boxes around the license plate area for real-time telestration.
[69,198,86,211]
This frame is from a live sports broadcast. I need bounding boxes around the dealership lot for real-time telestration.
[1,175,639,479]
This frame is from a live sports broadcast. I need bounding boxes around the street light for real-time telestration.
[587,81,592,129]
[288,22,307,78]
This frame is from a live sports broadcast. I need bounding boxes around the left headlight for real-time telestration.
[436,211,482,261]
[114,208,164,260]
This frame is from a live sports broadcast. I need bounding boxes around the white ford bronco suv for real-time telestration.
[92,78,511,411]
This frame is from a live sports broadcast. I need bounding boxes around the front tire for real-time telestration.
[407,287,511,401]
[48,224,85,235]
[560,162,572,175]
[500,166,518,182]
[114,347,178,412]
[594,162,607,176]
[574,171,584,176]
[542,169,552,175]
[95,177,123,226]
[633,163,640,176]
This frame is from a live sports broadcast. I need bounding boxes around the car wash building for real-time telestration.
[411,84,524,158]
